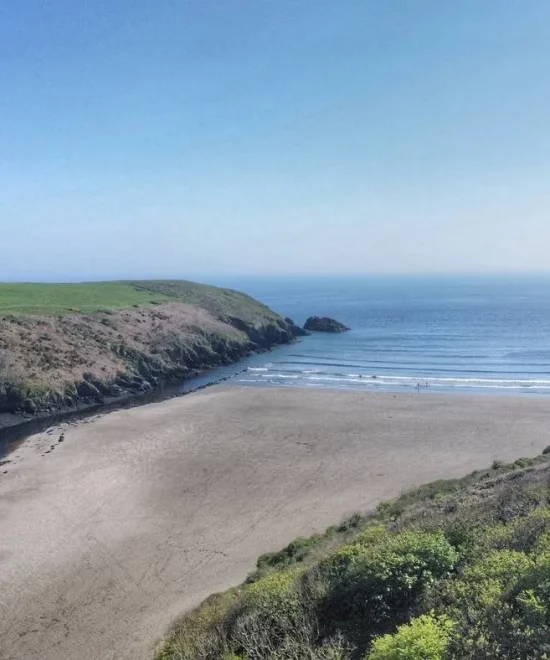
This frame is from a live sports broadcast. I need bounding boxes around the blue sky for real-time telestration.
[1,1,549,280]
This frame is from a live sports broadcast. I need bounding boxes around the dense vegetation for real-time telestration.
[0,280,302,417]
[158,452,550,659]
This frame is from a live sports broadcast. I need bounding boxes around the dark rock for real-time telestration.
[23,400,37,414]
[303,316,350,333]
[285,317,309,337]
[76,380,103,401]
[226,317,303,348]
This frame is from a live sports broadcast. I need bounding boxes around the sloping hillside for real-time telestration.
[158,452,550,660]
[0,280,303,417]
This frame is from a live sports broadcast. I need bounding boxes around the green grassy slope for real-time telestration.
[0,282,171,315]
[158,452,550,660]
[0,280,302,417]
[0,280,282,321]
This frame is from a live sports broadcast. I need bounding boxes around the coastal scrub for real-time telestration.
[158,453,550,659]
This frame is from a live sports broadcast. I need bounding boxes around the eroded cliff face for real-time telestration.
[0,301,303,418]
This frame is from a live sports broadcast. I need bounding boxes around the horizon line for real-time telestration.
[2,271,550,285]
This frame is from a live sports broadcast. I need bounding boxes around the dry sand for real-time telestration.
[1,386,549,660]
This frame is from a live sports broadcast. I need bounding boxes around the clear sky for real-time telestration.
[1,1,549,281]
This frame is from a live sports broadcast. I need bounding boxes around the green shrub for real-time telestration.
[157,590,238,660]
[442,520,516,562]
[508,507,550,552]
[351,525,388,547]
[376,499,406,521]
[493,551,550,653]
[256,535,325,571]
[337,513,364,532]
[158,460,550,660]
[241,568,305,618]
[431,550,549,658]
[228,568,314,657]
[432,549,533,614]
[318,531,458,647]
[366,614,455,660]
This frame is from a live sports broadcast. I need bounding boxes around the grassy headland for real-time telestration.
[0,281,170,315]
[0,280,303,418]
[158,452,550,660]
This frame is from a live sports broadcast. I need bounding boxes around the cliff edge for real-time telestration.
[0,280,303,420]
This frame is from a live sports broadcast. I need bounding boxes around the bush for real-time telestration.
[157,591,238,660]
[351,525,389,548]
[429,550,544,658]
[158,458,550,660]
[256,535,325,572]
[318,531,458,648]
[241,569,305,619]
[432,549,533,612]
[366,614,455,660]
[228,568,313,657]
[337,513,364,532]
[509,507,550,552]
[489,551,550,655]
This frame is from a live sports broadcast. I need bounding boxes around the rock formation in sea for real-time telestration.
[303,316,350,333]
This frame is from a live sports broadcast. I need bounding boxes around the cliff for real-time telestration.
[0,280,303,419]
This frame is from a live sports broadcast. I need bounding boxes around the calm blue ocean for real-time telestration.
[187,275,550,396]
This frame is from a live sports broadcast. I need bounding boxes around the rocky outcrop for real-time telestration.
[285,317,310,337]
[303,316,350,333]
[226,316,306,346]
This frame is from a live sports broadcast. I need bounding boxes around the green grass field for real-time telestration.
[0,282,170,315]
[0,280,278,320]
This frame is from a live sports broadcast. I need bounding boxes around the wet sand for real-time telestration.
[1,386,549,660]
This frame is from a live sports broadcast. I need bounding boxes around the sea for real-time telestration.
[183,275,550,397]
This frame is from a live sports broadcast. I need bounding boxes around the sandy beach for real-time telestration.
[1,386,549,660]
